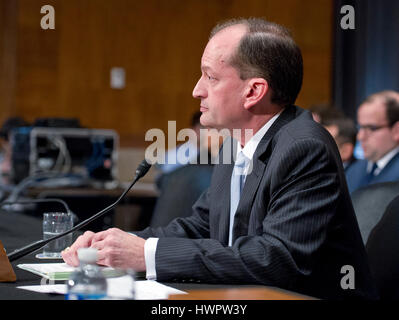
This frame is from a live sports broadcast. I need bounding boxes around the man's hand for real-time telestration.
[62,228,146,271]
[61,230,96,267]
[90,228,146,271]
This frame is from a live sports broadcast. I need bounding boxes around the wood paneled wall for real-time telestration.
[0,0,18,122]
[0,0,333,147]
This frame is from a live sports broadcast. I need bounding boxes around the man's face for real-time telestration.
[192,25,249,130]
[357,101,397,162]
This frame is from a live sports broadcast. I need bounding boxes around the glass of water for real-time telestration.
[42,212,73,258]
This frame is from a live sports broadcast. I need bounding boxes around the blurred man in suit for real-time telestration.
[346,91,399,194]
[155,111,203,176]
[150,128,222,227]
[63,18,377,299]
[323,116,358,172]
[308,103,344,124]
[0,117,29,186]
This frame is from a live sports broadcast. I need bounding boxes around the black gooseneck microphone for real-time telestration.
[7,159,152,262]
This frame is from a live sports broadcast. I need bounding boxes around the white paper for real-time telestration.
[134,280,186,300]
[17,263,122,280]
[18,263,74,274]
[18,284,67,295]
[17,279,186,300]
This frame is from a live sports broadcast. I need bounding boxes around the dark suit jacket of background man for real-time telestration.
[346,153,399,194]
[136,105,378,300]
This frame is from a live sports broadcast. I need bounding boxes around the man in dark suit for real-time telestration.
[62,18,377,299]
[346,91,399,194]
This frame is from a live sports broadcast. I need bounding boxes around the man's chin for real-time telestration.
[199,114,213,128]
[364,152,377,162]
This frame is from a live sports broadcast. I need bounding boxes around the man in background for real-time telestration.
[155,111,203,176]
[323,116,358,172]
[309,103,344,124]
[0,117,29,186]
[346,91,399,194]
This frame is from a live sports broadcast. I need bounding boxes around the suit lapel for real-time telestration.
[232,105,300,242]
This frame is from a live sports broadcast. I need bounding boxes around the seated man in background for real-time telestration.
[155,111,203,178]
[323,116,358,172]
[63,18,377,300]
[0,117,30,186]
[308,103,344,124]
[150,129,222,227]
[346,91,399,194]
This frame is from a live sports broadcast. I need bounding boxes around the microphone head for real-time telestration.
[135,159,152,179]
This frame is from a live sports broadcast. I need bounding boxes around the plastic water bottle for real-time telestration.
[65,247,108,300]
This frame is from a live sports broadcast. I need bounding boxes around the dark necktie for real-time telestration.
[364,162,378,185]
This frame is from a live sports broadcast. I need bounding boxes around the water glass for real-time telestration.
[42,212,73,258]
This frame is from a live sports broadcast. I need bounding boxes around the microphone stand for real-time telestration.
[5,159,151,263]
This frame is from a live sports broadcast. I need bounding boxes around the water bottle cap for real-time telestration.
[77,247,98,263]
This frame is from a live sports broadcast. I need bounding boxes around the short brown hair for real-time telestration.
[210,18,303,107]
[323,117,357,146]
[363,90,399,127]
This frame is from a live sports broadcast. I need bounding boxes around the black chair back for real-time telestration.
[150,164,214,227]
[366,195,399,299]
[351,181,399,244]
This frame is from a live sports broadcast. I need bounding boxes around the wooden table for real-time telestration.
[169,287,314,300]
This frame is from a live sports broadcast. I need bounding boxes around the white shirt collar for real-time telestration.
[236,110,283,161]
[368,146,399,175]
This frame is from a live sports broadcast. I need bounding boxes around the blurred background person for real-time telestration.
[323,116,358,172]
[155,111,203,182]
[308,103,345,124]
[346,91,399,194]
[150,127,223,227]
[0,117,30,186]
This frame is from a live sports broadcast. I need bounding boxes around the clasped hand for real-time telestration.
[61,228,146,271]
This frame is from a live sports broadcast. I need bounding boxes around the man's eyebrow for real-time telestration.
[201,65,212,72]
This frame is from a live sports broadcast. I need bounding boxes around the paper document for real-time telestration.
[18,279,186,300]
[17,263,122,281]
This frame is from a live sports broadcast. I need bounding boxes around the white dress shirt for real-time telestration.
[144,110,283,280]
[367,146,399,176]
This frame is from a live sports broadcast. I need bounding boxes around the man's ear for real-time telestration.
[243,78,268,110]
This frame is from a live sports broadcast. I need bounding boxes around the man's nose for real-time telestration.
[357,128,365,141]
[192,77,206,99]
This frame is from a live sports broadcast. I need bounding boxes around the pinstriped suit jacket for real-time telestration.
[136,105,378,300]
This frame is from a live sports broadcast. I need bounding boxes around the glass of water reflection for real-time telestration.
[42,212,73,258]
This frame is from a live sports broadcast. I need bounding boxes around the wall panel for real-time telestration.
[1,0,333,147]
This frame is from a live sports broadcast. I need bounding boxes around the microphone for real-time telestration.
[7,159,152,262]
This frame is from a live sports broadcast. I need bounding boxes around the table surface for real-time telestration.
[0,209,311,300]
